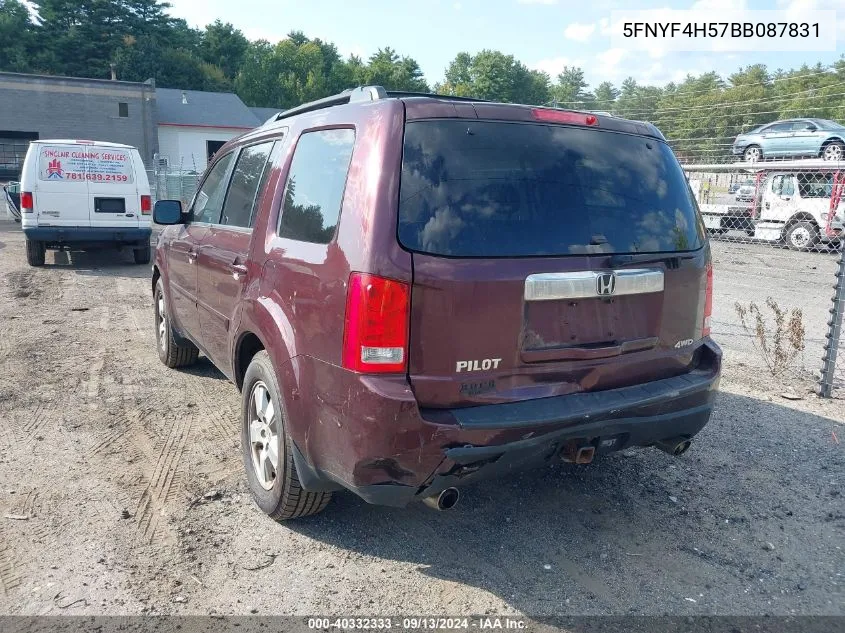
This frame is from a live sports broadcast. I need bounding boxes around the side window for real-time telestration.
[798,173,832,199]
[220,141,275,229]
[278,129,355,244]
[772,175,783,195]
[192,153,234,224]
[765,123,791,133]
[782,176,796,197]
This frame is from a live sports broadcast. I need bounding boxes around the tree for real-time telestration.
[593,81,618,112]
[0,0,34,73]
[361,47,429,92]
[33,0,129,78]
[439,50,549,104]
[201,20,248,81]
[551,66,593,109]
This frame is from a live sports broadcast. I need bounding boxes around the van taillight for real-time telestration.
[20,192,33,212]
[342,273,410,373]
[140,195,152,214]
[703,263,713,337]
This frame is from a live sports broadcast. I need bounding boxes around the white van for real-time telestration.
[20,140,152,266]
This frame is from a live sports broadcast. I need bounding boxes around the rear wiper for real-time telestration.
[607,252,698,268]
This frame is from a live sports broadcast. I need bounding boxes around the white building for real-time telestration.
[155,88,278,173]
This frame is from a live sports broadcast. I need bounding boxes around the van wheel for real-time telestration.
[154,279,199,368]
[134,244,151,265]
[241,350,332,521]
[785,221,819,251]
[26,239,45,266]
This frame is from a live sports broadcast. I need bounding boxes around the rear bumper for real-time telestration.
[288,340,722,507]
[22,226,151,247]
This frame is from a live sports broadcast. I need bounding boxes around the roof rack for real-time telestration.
[385,90,487,103]
[271,86,486,122]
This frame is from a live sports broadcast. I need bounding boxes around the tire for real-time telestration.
[25,238,45,267]
[154,279,199,368]
[241,350,331,521]
[822,141,845,162]
[784,221,819,251]
[744,145,762,162]
[134,244,151,265]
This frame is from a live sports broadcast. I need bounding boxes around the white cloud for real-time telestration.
[595,47,630,80]
[454,1,462,9]
[777,0,845,35]
[517,0,558,4]
[691,0,748,9]
[563,22,596,42]
[532,57,585,78]
[532,47,712,89]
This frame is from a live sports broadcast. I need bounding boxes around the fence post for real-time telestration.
[819,241,845,397]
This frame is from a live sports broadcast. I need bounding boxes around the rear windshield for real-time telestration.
[398,120,704,257]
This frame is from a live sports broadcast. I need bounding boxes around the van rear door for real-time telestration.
[398,118,710,409]
[86,146,141,229]
[32,144,91,227]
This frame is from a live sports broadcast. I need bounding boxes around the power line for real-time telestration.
[635,100,845,135]
[619,80,845,117]
[548,63,841,107]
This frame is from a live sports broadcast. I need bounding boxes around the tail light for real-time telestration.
[20,191,33,213]
[703,262,713,337]
[140,195,152,214]
[532,109,598,126]
[342,273,410,373]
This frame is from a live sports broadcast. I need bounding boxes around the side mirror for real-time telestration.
[804,125,817,131]
[153,200,184,225]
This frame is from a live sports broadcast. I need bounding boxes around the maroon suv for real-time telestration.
[152,86,720,520]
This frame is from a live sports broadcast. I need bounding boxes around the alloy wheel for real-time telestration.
[248,381,280,491]
[823,144,844,162]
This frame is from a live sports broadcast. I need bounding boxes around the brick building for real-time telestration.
[0,72,158,180]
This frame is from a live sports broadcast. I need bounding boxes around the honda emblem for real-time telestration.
[596,272,616,296]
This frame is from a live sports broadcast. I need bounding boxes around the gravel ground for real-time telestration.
[0,217,842,617]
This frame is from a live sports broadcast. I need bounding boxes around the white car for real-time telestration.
[19,139,152,266]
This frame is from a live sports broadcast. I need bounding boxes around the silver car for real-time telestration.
[732,118,845,162]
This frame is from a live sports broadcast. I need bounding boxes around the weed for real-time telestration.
[735,298,806,376]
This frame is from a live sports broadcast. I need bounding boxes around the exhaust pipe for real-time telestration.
[561,443,596,464]
[422,487,460,511]
[655,437,692,456]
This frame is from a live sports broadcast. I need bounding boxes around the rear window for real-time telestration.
[398,120,704,257]
[37,145,134,184]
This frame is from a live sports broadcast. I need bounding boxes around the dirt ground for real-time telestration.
[0,217,842,617]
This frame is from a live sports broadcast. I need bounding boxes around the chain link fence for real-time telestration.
[683,159,845,396]
[147,163,200,207]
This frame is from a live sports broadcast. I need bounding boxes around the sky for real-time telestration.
[164,0,845,89]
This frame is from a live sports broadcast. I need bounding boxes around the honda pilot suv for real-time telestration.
[152,87,721,520]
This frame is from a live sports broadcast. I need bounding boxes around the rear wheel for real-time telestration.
[784,221,819,251]
[25,239,45,267]
[241,350,331,521]
[154,279,199,368]
[134,244,151,265]
[744,145,762,162]
[822,141,845,162]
